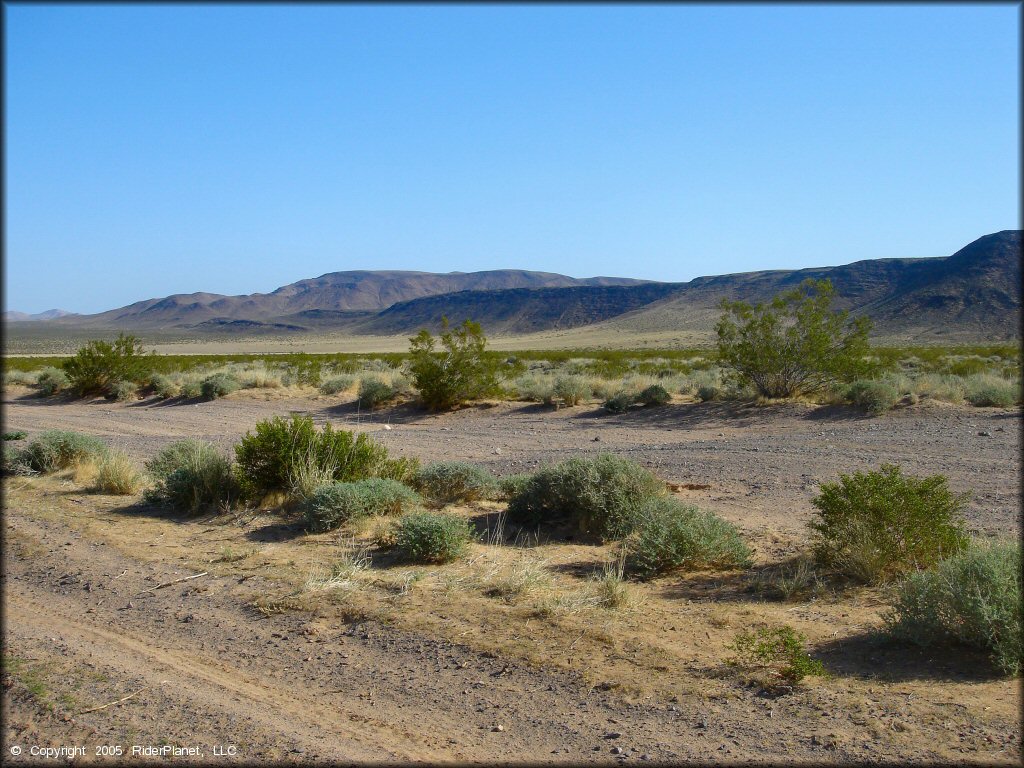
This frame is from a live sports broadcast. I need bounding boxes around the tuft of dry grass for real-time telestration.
[92,450,144,495]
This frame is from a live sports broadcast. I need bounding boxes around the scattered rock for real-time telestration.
[978,431,991,437]
[605,732,623,740]
[491,724,504,732]
[611,746,624,755]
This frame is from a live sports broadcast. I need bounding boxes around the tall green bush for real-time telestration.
[407,318,499,411]
[715,278,873,398]
[811,464,969,583]
[63,334,152,397]
[233,415,401,498]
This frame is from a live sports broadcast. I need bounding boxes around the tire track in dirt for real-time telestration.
[5,582,428,763]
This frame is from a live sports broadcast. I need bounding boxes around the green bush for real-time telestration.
[63,333,152,397]
[554,375,592,406]
[810,464,969,583]
[393,511,473,563]
[716,278,873,398]
[2,444,33,476]
[34,367,69,396]
[507,453,664,540]
[3,431,27,441]
[637,384,670,406]
[201,373,240,400]
[497,472,533,501]
[408,318,500,411]
[884,540,1021,676]
[357,377,398,409]
[846,379,900,415]
[3,369,37,387]
[626,497,751,579]
[22,431,108,473]
[144,440,239,513]
[149,374,179,399]
[110,380,139,402]
[726,625,826,689]
[515,375,557,406]
[412,461,497,504]
[233,415,399,499]
[603,391,636,413]
[179,376,203,399]
[696,384,722,402]
[964,375,1018,407]
[303,478,421,533]
[320,375,356,395]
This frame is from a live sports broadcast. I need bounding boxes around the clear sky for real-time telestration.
[5,3,1020,314]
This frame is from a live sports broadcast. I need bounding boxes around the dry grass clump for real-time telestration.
[963,373,1019,407]
[485,554,552,602]
[92,450,144,495]
[304,542,372,594]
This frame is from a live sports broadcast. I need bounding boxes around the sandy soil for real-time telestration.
[2,385,1020,764]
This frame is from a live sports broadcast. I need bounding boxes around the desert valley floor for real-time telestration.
[2,385,1020,764]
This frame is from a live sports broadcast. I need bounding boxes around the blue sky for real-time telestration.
[5,3,1020,314]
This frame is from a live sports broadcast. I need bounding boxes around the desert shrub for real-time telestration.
[554,375,592,406]
[179,375,203,399]
[408,318,500,411]
[810,464,969,583]
[63,333,152,397]
[393,511,473,563]
[320,375,356,395]
[34,367,69,396]
[110,380,139,402]
[3,369,37,387]
[946,357,989,376]
[497,473,533,501]
[603,391,636,413]
[964,374,1018,407]
[149,373,179,399]
[412,461,497,504]
[716,278,873,398]
[637,384,670,406]
[22,430,108,473]
[626,497,751,579]
[233,415,396,498]
[144,440,239,513]
[507,453,664,540]
[515,374,557,406]
[884,540,1021,676]
[696,384,722,402]
[912,373,966,403]
[726,625,826,690]
[2,444,33,476]
[357,377,398,409]
[373,455,420,484]
[93,450,143,495]
[3,431,27,441]
[303,478,421,533]
[846,379,900,415]
[201,373,240,400]
[236,368,283,389]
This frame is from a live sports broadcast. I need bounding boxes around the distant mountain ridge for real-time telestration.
[6,231,1020,342]
[3,308,75,322]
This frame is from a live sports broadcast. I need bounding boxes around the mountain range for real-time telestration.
[5,231,1020,342]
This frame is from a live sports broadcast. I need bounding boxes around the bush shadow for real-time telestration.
[812,629,1006,683]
